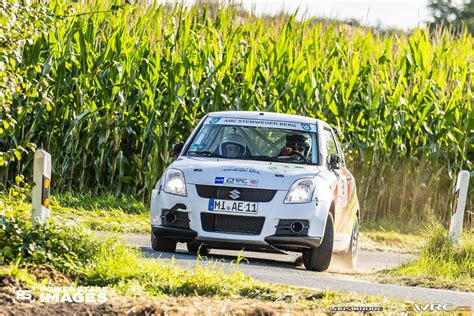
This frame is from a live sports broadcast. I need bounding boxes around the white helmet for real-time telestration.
[219,133,247,157]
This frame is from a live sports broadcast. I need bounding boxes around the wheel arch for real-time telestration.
[329,200,336,224]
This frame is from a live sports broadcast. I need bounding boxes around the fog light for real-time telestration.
[290,221,304,233]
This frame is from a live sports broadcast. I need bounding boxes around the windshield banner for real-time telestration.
[205,117,317,132]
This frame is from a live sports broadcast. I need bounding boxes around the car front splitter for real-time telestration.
[152,225,197,242]
[264,235,322,249]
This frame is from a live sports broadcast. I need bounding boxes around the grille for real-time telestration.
[195,185,277,202]
[201,213,265,235]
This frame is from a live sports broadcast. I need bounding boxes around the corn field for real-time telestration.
[1,0,472,222]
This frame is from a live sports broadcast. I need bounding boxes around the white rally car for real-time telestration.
[150,111,360,271]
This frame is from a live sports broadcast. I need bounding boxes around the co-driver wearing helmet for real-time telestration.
[279,134,311,160]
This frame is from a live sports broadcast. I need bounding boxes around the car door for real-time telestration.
[333,131,358,235]
[323,128,348,235]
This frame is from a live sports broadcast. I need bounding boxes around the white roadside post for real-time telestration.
[448,170,470,244]
[32,149,51,227]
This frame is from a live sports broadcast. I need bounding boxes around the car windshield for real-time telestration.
[185,117,318,165]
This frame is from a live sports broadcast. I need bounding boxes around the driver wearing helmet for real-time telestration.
[219,133,247,158]
[280,134,311,158]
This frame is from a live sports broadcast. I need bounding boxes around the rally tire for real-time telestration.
[303,213,334,272]
[151,232,177,252]
[336,217,359,269]
[187,241,210,255]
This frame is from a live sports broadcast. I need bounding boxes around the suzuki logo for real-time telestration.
[229,189,240,200]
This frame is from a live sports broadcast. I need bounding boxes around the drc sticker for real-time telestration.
[214,177,258,186]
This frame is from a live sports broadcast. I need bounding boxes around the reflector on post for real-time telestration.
[32,149,51,227]
[42,176,51,207]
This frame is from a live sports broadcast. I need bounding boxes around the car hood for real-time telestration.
[169,157,321,190]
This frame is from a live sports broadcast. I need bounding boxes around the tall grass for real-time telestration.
[1,0,472,222]
[379,223,474,291]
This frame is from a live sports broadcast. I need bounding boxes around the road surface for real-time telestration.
[114,233,474,309]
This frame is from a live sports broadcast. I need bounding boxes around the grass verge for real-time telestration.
[359,218,425,253]
[372,223,474,292]
[49,192,149,233]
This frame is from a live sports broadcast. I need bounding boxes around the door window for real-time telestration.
[324,128,338,156]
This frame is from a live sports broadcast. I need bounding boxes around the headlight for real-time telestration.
[163,168,187,196]
[284,178,315,204]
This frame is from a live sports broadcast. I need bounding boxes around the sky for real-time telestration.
[165,0,440,30]
[239,0,430,30]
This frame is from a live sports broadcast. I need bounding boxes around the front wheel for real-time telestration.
[335,217,359,269]
[186,241,210,255]
[303,213,334,271]
[151,232,177,252]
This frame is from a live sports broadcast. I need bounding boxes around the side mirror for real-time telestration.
[173,142,184,157]
[327,154,343,170]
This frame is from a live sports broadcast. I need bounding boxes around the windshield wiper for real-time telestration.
[189,151,223,158]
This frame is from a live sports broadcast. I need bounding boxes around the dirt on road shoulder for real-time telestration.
[2,296,328,315]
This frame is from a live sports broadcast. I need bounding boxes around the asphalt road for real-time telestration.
[117,233,474,309]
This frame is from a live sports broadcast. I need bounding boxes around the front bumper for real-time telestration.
[151,225,322,250]
[150,184,331,251]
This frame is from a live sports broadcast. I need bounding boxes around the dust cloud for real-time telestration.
[294,255,366,274]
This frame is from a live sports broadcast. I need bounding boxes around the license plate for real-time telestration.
[208,199,258,214]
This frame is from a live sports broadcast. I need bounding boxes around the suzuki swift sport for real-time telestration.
[150,111,360,271]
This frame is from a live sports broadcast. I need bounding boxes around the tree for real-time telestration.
[428,0,474,34]
[458,0,474,33]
